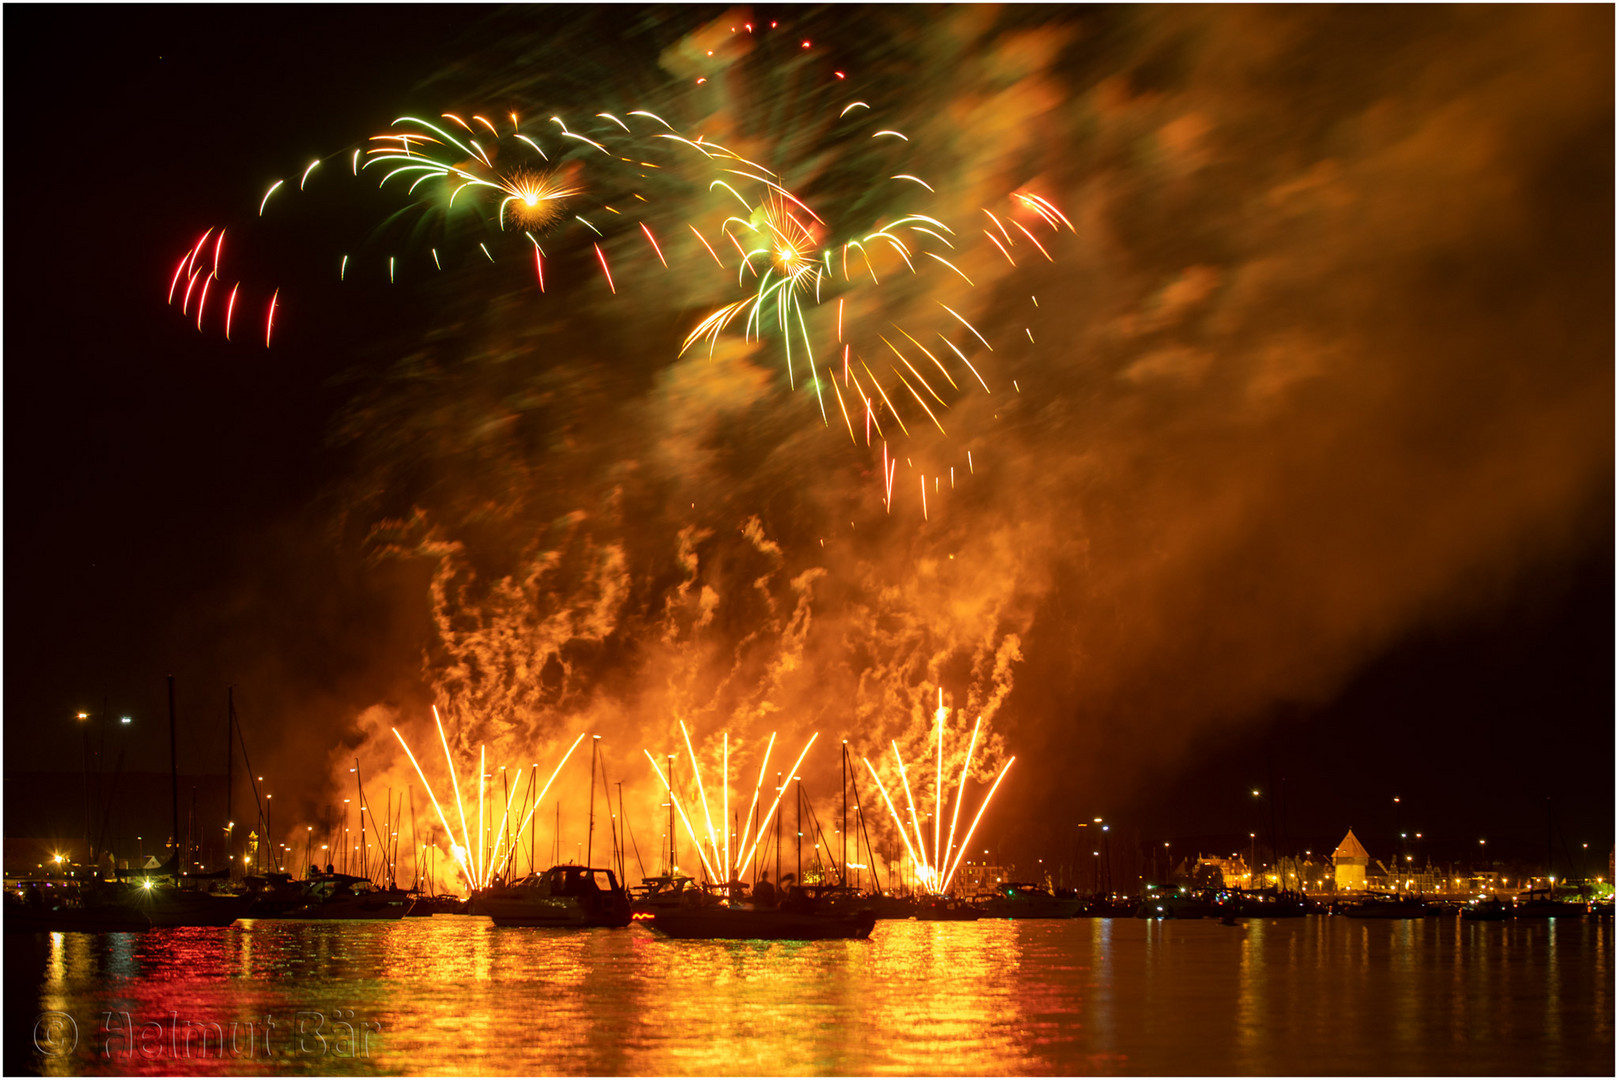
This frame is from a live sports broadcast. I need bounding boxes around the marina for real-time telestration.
[9,3,1612,1076]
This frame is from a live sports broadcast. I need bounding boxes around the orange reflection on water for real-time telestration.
[6,914,1611,1075]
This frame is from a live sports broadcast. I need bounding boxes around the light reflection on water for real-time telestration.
[4,916,1611,1075]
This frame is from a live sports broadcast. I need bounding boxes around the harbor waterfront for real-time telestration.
[6,915,1611,1076]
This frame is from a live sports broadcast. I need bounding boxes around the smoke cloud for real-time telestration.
[267,7,1608,878]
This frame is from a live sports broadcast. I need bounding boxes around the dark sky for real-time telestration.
[6,6,1612,878]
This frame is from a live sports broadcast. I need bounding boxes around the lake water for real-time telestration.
[5,915,1611,1075]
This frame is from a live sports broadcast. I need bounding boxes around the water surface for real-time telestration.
[5,916,1611,1075]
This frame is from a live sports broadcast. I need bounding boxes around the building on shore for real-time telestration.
[1333,829,1371,891]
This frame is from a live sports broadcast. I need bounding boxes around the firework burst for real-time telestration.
[861,690,1014,896]
[392,708,586,890]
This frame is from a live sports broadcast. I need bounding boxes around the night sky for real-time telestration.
[6,6,1612,879]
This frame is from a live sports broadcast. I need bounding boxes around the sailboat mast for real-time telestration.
[587,736,599,868]
[167,675,181,875]
[842,742,849,886]
[226,687,234,873]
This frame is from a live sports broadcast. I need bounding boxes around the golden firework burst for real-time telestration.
[498,168,580,231]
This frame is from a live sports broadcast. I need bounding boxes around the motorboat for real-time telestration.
[5,879,151,932]
[1461,896,1515,921]
[974,882,1083,919]
[1513,888,1589,918]
[475,865,631,928]
[281,874,414,920]
[628,874,699,921]
[1075,893,1143,918]
[1220,888,1313,919]
[1136,888,1223,920]
[860,892,919,920]
[646,886,877,940]
[914,895,982,921]
[1340,893,1439,919]
[129,880,253,927]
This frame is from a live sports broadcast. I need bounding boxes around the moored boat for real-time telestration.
[974,882,1083,919]
[1513,888,1589,918]
[861,892,919,920]
[914,895,982,921]
[282,874,414,920]
[1075,893,1142,918]
[628,874,699,921]
[1340,893,1439,919]
[1461,896,1515,921]
[4,879,151,932]
[1136,888,1223,919]
[647,886,877,940]
[475,865,631,928]
[1221,888,1313,919]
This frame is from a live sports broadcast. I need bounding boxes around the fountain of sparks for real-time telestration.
[644,721,819,886]
[393,706,586,890]
[862,691,1014,897]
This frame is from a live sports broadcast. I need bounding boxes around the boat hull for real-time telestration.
[648,906,877,940]
[475,866,632,928]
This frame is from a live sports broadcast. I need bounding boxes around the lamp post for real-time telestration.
[1250,788,1264,880]
[1393,796,1402,869]
[77,711,94,868]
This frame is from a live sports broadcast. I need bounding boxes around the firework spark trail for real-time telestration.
[501,732,588,878]
[734,732,819,878]
[162,84,1066,518]
[644,749,720,882]
[890,739,934,891]
[733,731,776,873]
[940,715,982,880]
[933,691,944,880]
[483,765,523,887]
[858,689,1013,894]
[394,726,474,883]
[678,720,722,874]
[476,744,486,886]
[434,706,474,878]
[940,758,1015,894]
[862,756,928,889]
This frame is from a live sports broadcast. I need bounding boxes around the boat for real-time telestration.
[1221,888,1313,919]
[281,873,414,920]
[1461,896,1515,921]
[130,879,253,927]
[405,893,467,916]
[1135,888,1223,919]
[1513,888,1589,918]
[974,882,1084,919]
[860,892,919,920]
[243,872,307,918]
[1340,893,1439,919]
[4,879,152,932]
[914,895,982,921]
[628,874,699,921]
[474,865,632,928]
[646,885,877,940]
[1075,893,1143,918]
